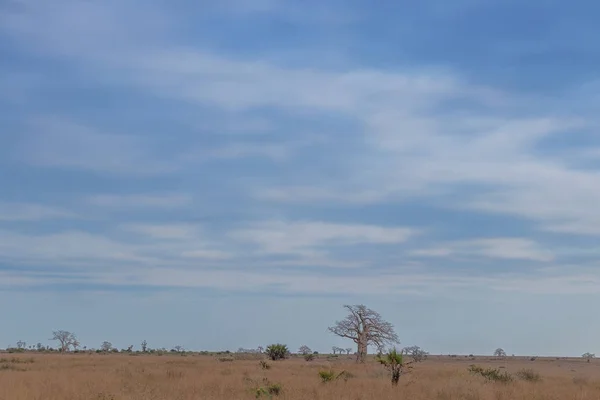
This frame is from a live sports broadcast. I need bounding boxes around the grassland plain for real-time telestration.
[0,353,599,400]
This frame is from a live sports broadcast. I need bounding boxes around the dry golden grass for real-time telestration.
[1,353,599,400]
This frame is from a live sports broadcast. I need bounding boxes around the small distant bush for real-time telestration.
[265,344,289,361]
[468,365,513,383]
[516,368,542,382]
[319,370,336,383]
[304,353,315,361]
[252,378,282,399]
[319,369,354,383]
[260,360,271,370]
[218,357,234,362]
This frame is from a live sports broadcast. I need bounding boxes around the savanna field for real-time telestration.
[1,353,599,400]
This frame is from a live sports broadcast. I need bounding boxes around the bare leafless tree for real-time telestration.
[141,340,148,353]
[51,330,78,352]
[402,345,429,362]
[328,304,399,363]
[298,345,312,355]
[345,348,352,355]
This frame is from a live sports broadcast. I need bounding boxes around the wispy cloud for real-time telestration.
[15,117,177,175]
[0,203,77,221]
[411,238,554,262]
[87,194,192,208]
[230,221,416,256]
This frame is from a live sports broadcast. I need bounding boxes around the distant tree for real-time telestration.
[36,342,44,351]
[345,348,352,355]
[257,346,264,353]
[332,346,338,355]
[51,331,78,352]
[101,341,113,352]
[583,352,595,363]
[402,346,429,362]
[141,340,148,353]
[265,344,289,361]
[16,340,26,350]
[173,345,184,353]
[298,345,312,355]
[126,345,134,353]
[494,348,507,357]
[328,304,399,363]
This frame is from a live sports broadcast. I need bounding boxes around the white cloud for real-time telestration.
[411,238,554,262]
[230,220,416,255]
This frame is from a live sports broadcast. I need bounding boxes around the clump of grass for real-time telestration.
[252,378,282,398]
[165,369,185,379]
[318,369,354,383]
[516,368,542,382]
[319,370,336,382]
[468,365,513,383]
[0,357,34,364]
[217,357,234,362]
[259,360,271,370]
[0,364,26,371]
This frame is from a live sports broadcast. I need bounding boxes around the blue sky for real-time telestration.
[1,0,600,356]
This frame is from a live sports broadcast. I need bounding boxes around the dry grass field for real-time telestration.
[1,353,599,400]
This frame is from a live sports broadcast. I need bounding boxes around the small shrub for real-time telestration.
[265,344,289,361]
[377,348,411,386]
[304,353,315,361]
[319,370,336,383]
[218,357,234,362]
[260,360,271,370]
[252,378,282,398]
[267,383,282,396]
[468,365,513,383]
[516,368,541,382]
[319,369,354,383]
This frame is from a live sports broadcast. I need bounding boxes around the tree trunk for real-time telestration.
[357,332,368,363]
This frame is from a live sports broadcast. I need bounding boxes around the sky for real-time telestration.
[1,0,600,356]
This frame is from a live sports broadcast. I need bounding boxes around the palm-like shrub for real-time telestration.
[377,348,410,386]
[265,344,289,361]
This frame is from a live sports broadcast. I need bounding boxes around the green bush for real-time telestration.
[252,379,282,399]
[319,370,336,382]
[377,348,411,386]
[304,353,315,361]
[468,365,513,383]
[265,344,289,361]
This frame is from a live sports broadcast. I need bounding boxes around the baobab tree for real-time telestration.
[403,345,429,362]
[328,304,399,363]
[583,352,595,363]
[494,348,507,357]
[51,330,78,352]
[298,345,312,355]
